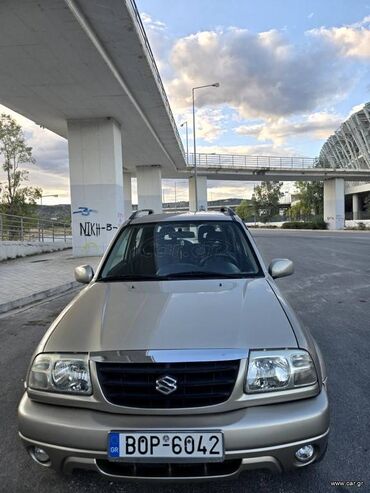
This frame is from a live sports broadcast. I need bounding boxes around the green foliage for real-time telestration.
[293,181,323,217]
[251,181,283,223]
[236,199,253,220]
[0,113,42,216]
[282,220,327,230]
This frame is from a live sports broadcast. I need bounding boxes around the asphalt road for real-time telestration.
[1,230,369,493]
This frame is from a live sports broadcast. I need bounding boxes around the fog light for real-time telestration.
[295,444,314,462]
[31,447,50,464]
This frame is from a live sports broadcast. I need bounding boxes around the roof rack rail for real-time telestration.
[128,209,154,221]
[220,206,236,217]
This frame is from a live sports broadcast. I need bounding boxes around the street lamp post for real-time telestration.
[180,121,189,164]
[192,82,220,211]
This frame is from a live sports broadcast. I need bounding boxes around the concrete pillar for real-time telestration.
[68,118,125,257]
[123,172,133,219]
[189,175,208,211]
[352,193,360,220]
[136,165,162,213]
[323,178,345,230]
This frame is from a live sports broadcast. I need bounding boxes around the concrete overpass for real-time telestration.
[178,154,370,229]
[0,0,187,255]
[1,1,370,255]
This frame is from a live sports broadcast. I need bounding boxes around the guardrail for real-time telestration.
[187,153,320,169]
[0,213,71,243]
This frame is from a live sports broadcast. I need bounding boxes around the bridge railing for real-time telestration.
[127,0,185,159]
[187,153,321,169]
[0,213,71,243]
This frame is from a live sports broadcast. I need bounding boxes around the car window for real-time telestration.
[99,220,261,280]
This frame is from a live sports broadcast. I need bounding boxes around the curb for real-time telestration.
[250,228,370,233]
[0,281,79,315]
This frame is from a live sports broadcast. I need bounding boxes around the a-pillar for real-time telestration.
[136,165,162,213]
[123,171,133,219]
[189,175,208,211]
[67,118,125,257]
[352,193,360,220]
[323,178,345,230]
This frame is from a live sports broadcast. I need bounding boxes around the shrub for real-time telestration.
[282,220,327,230]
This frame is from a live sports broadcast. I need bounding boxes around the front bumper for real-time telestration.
[18,387,329,480]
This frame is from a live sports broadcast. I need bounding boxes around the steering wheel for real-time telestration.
[200,252,238,267]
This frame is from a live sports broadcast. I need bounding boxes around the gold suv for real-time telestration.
[18,210,329,481]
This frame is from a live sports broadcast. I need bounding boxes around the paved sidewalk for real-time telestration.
[0,249,101,314]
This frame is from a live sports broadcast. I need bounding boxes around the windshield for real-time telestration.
[99,220,261,281]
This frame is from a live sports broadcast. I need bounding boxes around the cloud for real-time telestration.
[141,12,173,76]
[166,27,350,119]
[197,143,300,156]
[309,16,370,59]
[348,102,366,117]
[308,12,315,19]
[0,105,69,200]
[141,12,166,32]
[177,107,228,142]
[235,112,343,144]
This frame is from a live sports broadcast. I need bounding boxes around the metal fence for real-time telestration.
[187,153,320,169]
[0,213,71,243]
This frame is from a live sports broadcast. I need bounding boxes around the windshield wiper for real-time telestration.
[98,275,158,282]
[159,271,244,279]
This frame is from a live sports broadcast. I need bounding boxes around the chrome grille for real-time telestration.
[96,360,240,408]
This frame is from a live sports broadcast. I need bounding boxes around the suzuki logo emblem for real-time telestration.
[156,375,177,395]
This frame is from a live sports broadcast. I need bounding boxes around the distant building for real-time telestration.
[319,103,370,220]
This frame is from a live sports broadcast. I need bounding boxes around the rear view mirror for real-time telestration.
[74,265,94,284]
[268,259,294,279]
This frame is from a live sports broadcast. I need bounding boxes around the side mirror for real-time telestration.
[268,259,294,279]
[74,265,94,284]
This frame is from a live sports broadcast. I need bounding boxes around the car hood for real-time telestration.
[43,278,297,352]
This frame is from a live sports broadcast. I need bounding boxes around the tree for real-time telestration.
[236,199,253,220]
[294,181,323,217]
[0,114,42,216]
[252,181,283,223]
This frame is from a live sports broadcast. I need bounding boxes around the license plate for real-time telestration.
[108,431,224,462]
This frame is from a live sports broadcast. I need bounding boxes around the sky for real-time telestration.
[1,0,370,205]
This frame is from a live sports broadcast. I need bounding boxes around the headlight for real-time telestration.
[28,353,92,395]
[245,349,317,393]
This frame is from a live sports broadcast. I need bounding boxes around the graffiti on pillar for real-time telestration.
[73,206,120,238]
[73,206,98,216]
[79,222,118,237]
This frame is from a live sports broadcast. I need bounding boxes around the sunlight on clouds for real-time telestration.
[235,112,344,145]
[309,16,370,59]
[197,143,299,157]
[166,26,350,119]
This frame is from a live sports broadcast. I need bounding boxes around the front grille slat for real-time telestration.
[96,360,239,408]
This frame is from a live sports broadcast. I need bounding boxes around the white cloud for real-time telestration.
[141,12,166,32]
[235,112,343,144]
[309,16,370,58]
[197,143,300,157]
[141,12,172,76]
[166,27,349,119]
[177,107,228,143]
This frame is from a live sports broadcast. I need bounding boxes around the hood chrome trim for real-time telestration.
[90,349,248,363]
